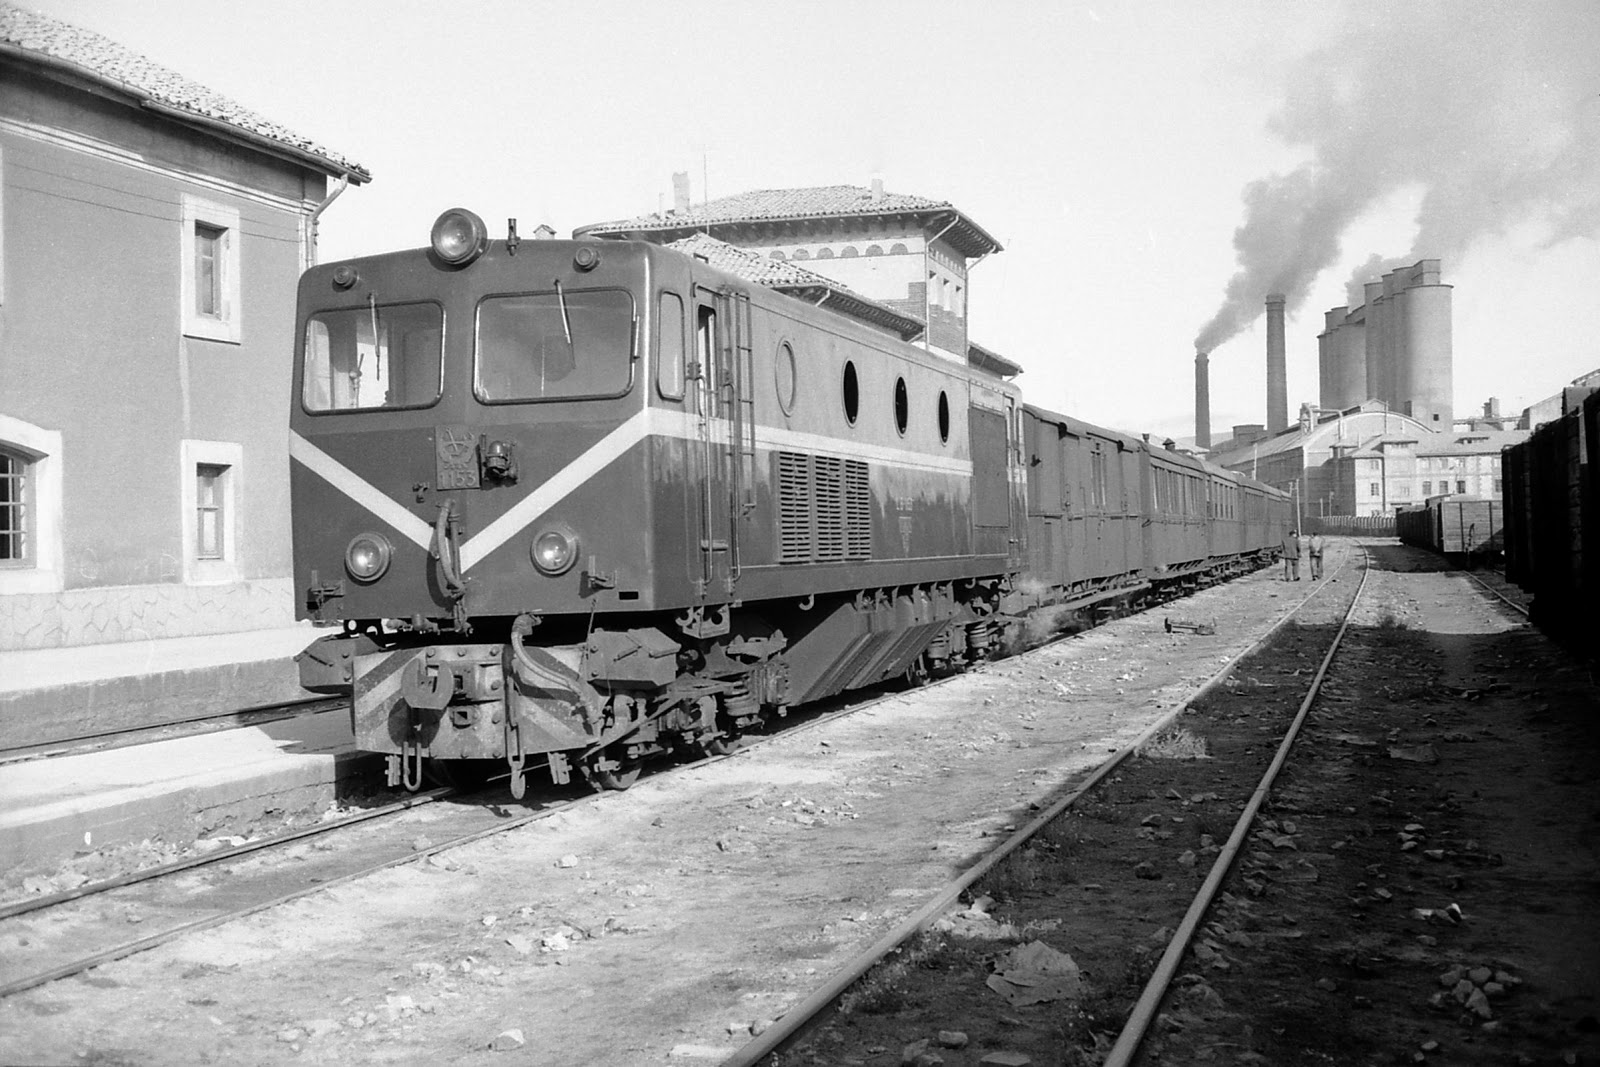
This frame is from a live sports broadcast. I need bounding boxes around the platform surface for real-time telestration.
[0,625,334,750]
[0,707,362,876]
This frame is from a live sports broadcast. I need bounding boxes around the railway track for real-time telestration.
[2,555,1351,1066]
[735,550,1369,1066]
[0,562,1279,1003]
[0,695,344,766]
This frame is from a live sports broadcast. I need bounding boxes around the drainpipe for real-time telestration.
[923,214,960,353]
[307,173,351,269]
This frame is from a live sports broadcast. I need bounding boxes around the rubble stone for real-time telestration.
[491,1028,526,1051]
[937,1031,969,1048]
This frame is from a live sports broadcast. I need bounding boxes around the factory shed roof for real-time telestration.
[1347,429,1528,458]
[666,232,926,342]
[0,3,369,182]
[578,184,1002,259]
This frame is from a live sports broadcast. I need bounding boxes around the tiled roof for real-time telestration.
[578,184,1001,258]
[0,3,369,182]
[967,340,1023,379]
[666,232,925,342]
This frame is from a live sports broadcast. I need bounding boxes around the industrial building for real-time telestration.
[1201,258,1526,521]
[0,5,367,651]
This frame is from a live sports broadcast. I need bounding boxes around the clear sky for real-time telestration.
[25,0,1600,440]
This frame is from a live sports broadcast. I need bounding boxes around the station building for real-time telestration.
[0,4,368,651]
[575,178,1019,377]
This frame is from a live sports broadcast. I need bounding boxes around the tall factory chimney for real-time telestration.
[1265,293,1287,433]
[1194,350,1211,449]
[671,171,691,214]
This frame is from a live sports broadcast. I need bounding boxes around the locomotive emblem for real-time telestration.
[436,426,481,489]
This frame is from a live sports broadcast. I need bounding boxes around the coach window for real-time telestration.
[657,292,686,399]
[775,340,797,414]
[842,360,860,425]
[893,377,909,436]
[937,391,950,444]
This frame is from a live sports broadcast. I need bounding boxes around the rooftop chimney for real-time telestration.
[672,171,691,215]
[1266,293,1287,433]
[870,176,884,203]
[1194,350,1212,449]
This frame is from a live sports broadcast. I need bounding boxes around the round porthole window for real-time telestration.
[842,360,859,425]
[938,391,950,443]
[775,341,797,414]
[894,377,909,436]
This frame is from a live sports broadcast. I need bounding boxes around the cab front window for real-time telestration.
[302,301,443,412]
[476,289,635,402]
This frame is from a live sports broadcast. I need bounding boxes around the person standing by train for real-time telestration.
[1308,532,1325,580]
[1281,526,1302,581]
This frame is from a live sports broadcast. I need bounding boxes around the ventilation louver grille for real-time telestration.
[776,451,870,563]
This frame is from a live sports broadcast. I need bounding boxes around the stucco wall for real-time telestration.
[0,71,320,648]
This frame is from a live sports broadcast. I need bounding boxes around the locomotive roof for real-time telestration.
[576,184,1002,259]
[0,3,369,183]
[665,233,926,342]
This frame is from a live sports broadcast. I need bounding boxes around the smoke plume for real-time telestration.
[1195,0,1600,353]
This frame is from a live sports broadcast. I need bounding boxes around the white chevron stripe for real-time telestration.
[459,409,652,571]
[289,433,434,550]
[295,407,978,575]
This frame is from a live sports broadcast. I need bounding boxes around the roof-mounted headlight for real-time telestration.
[430,208,489,267]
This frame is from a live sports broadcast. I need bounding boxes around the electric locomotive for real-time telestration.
[291,209,1023,795]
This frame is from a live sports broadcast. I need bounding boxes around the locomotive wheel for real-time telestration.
[590,762,641,791]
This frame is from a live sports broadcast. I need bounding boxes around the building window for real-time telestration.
[815,247,835,260]
[952,284,964,316]
[865,245,884,257]
[1456,480,1466,494]
[889,243,908,254]
[181,440,242,584]
[1369,482,1380,498]
[0,447,28,567]
[181,195,242,344]
[1422,480,1431,495]
[196,464,227,560]
[0,416,63,595]
[1494,478,1502,493]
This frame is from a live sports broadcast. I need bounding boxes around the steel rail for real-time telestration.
[0,695,343,764]
[723,557,1342,1067]
[1459,568,1530,617]
[0,785,457,921]
[1100,547,1371,1067]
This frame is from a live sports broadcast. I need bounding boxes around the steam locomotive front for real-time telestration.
[289,210,658,790]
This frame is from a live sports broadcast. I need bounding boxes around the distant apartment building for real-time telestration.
[0,4,368,650]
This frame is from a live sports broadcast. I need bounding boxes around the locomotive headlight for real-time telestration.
[345,532,393,582]
[530,527,578,576]
[430,208,489,267]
